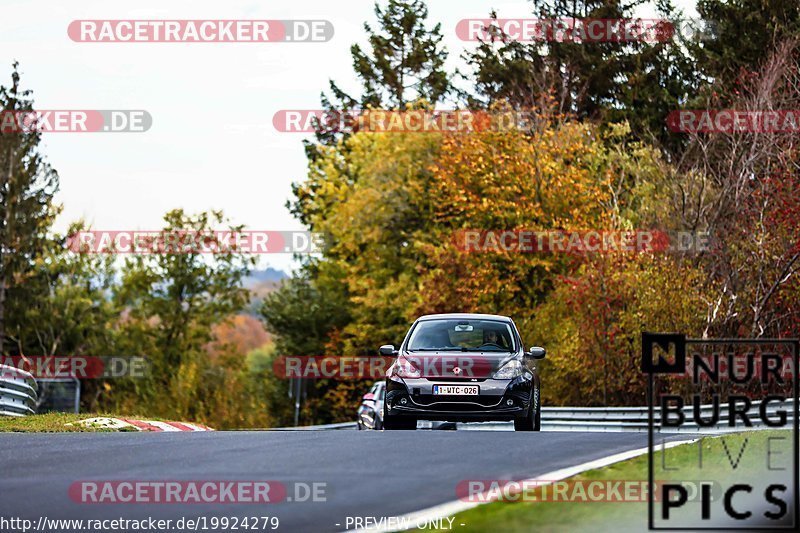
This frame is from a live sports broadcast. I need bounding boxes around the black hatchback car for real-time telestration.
[380,313,545,431]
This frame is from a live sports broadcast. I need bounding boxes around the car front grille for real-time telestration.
[411,395,502,408]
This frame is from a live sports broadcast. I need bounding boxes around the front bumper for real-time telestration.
[385,375,534,422]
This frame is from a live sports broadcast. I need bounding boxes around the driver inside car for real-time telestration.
[482,329,511,350]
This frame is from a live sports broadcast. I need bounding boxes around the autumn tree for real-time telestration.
[678,41,800,338]
[532,253,711,406]
[207,314,270,367]
[112,209,255,419]
[416,122,611,315]
[296,131,442,353]
[274,2,800,415]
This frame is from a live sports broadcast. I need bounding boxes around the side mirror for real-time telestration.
[379,344,398,356]
[526,346,546,359]
[362,393,375,402]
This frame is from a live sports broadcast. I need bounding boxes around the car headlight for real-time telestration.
[492,359,523,379]
[388,357,421,379]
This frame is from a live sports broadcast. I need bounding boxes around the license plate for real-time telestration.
[433,385,479,396]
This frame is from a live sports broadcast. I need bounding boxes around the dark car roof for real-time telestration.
[416,313,513,322]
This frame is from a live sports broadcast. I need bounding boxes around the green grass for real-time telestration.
[446,430,794,532]
[0,413,161,432]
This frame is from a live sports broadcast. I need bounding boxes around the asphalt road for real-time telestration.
[0,431,688,532]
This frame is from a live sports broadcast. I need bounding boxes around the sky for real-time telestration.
[2,0,696,272]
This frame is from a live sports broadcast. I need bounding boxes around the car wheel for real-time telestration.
[515,387,540,432]
[532,407,541,431]
[383,415,416,430]
[514,411,534,431]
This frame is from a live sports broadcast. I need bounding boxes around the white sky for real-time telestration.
[2,0,696,272]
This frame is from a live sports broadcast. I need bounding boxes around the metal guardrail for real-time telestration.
[319,399,795,433]
[459,399,797,433]
[0,364,38,416]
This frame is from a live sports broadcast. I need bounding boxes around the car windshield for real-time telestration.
[407,319,515,352]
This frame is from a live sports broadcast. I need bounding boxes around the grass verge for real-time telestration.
[446,430,794,532]
[0,413,160,432]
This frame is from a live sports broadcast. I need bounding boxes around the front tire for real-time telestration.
[383,415,416,430]
[515,387,541,432]
[514,411,534,431]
